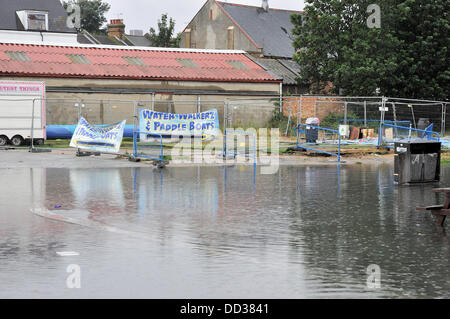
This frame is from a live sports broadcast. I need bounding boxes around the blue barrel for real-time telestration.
[46,125,135,139]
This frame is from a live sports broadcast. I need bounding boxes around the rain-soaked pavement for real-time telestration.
[1,164,450,298]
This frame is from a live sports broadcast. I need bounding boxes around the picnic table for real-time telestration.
[416,188,450,227]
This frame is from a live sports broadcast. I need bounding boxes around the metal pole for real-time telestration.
[29,99,35,152]
[223,101,227,130]
[392,102,397,123]
[443,104,447,137]
[151,92,155,111]
[338,132,341,162]
[223,101,228,157]
[197,95,201,113]
[223,127,227,158]
[133,101,138,158]
[344,102,347,122]
[409,103,417,129]
[285,109,291,136]
[298,95,302,125]
[76,100,82,155]
[364,101,367,127]
[392,102,398,138]
[279,83,283,112]
[77,99,82,120]
[378,97,386,148]
[441,103,445,137]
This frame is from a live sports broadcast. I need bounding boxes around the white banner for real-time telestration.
[70,117,125,153]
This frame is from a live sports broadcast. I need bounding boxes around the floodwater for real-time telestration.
[1,164,450,298]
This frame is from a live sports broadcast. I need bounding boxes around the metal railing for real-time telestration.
[377,123,441,149]
[295,124,342,162]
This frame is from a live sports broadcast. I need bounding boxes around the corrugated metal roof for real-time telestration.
[0,42,280,83]
[254,57,300,85]
[216,1,302,59]
[123,35,153,47]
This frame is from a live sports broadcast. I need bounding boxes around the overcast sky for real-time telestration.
[102,0,305,34]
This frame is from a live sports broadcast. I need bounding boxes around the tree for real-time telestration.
[291,0,449,100]
[146,13,180,48]
[64,0,111,34]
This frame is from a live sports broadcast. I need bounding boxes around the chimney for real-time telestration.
[262,0,269,12]
[129,29,143,36]
[108,19,125,39]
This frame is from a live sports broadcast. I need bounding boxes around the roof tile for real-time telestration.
[0,43,279,83]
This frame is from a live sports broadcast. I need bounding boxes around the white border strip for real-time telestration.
[0,39,247,54]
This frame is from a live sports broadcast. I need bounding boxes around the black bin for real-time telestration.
[394,140,441,184]
[306,126,319,143]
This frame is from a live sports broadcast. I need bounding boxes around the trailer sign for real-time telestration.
[0,83,44,95]
[0,81,46,146]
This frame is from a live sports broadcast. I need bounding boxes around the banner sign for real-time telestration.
[70,117,126,153]
[139,109,220,141]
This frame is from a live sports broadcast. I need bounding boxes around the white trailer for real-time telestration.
[0,81,46,146]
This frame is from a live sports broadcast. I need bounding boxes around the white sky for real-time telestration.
[102,0,305,34]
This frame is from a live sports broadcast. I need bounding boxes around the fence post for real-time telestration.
[298,95,302,125]
[133,101,138,158]
[223,101,228,157]
[223,101,227,131]
[344,102,347,122]
[338,132,341,163]
[285,108,291,136]
[392,102,397,123]
[76,99,83,155]
[364,101,367,127]
[151,92,155,111]
[29,98,35,152]
[279,83,282,112]
[409,103,417,129]
[100,100,104,124]
[223,127,228,158]
[392,102,398,138]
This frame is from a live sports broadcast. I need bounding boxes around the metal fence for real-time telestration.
[1,95,448,156]
[223,96,448,137]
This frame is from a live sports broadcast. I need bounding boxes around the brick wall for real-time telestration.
[282,97,345,122]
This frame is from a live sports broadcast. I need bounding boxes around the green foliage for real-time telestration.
[146,13,180,47]
[320,112,358,130]
[64,0,110,34]
[267,105,296,136]
[291,0,449,100]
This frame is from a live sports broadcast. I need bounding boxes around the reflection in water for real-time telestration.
[0,164,449,298]
[71,169,125,213]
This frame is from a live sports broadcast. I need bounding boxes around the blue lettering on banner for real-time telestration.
[70,117,126,153]
[139,109,220,141]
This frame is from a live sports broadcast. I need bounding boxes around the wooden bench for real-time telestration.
[416,188,450,227]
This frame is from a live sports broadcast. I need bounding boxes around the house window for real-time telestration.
[66,54,91,64]
[28,13,47,30]
[16,10,49,31]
